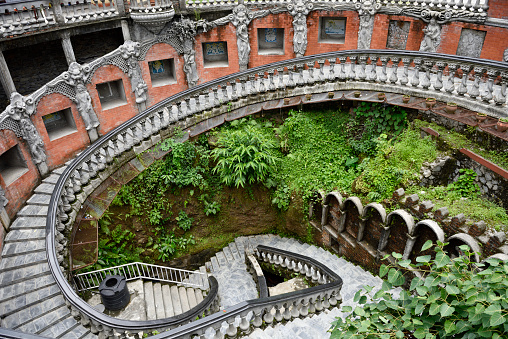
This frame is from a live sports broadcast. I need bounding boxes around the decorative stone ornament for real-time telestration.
[120,41,149,107]
[356,0,381,50]
[63,62,100,141]
[504,48,508,63]
[287,0,313,57]
[5,92,48,176]
[0,186,7,207]
[129,0,175,34]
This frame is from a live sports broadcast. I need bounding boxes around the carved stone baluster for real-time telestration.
[433,62,444,91]
[214,88,222,107]
[495,72,507,105]
[379,57,388,83]
[358,56,367,81]
[322,293,331,309]
[239,313,250,334]
[305,63,314,85]
[411,59,421,87]
[348,56,357,80]
[252,310,263,328]
[294,261,301,273]
[236,79,245,98]
[282,302,291,320]
[78,164,89,186]
[170,104,179,121]
[296,65,306,87]
[263,305,274,324]
[286,69,295,88]
[276,69,285,90]
[457,65,470,96]
[389,58,399,84]
[317,60,326,83]
[445,63,457,94]
[290,300,300,318]
[308,297,316,314]
[274,304,284,323]
[338,57,347,81]
[329,289,341,306]
[258,73,267,93]
[400,58,410,86]
[142,119,152,139]
[312,267,319,282]
[328,58,336,81]
[482,70,495,103]
[225,318,237,338]
[421,60,433,90]
[267,71,276,91]
[469,67,481,99]
[367,57,377,82]
[315,295,324,312]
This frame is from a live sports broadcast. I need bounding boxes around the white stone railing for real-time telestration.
[0,0,122,38]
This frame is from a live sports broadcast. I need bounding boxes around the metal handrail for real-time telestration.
[73,262,207,291]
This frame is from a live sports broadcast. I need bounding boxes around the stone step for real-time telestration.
[222,247,234,263]
[195,289,204,305]
[1,239,46,257]
[33,183,56,196]
[170,285,182,315]
[179,287,190,313]
[215,251,228,268]
[2,294,66,329]
[9,216,47,230]
[42,173,62,184]
[52,166,68,175]
[228,242,242,260]
[0,283,60,317]
[26,194,52,206]
[187,287,197,309]
[153,282,165,320]
[39,314,80,338]
[0,272,55,301]
[0,250,46,271]
[199,266,209,290]
[4,228,46,242]
[0,262,50,287]
[162,284,174,317]
[60,324,92,339]
[144,281,156,320]
[210,256,220,272]
[16,205,49,219]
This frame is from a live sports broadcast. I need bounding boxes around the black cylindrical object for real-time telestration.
[98,275,130,311]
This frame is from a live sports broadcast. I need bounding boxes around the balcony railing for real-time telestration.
[73,261,208,291]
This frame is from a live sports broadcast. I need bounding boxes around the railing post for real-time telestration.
[115,0,126,16]
[51,0,65,25]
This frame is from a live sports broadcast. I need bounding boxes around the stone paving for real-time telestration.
[0,162,388,339]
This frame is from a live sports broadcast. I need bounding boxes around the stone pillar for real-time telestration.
[121,20,131,42]
[115,0,126,16]
[0,49,16,97]
[0,187,10,232]
[51,0,65,25]
[60,32,76,65]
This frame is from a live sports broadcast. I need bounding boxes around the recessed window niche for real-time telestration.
[258,28,285,55]
[202,42,228,68]
[0,145,28,186]
[42,108,77,141]
[96,80,127,110]
[319,17,346,44]
[148,58,176,87]
[386,20,410,50]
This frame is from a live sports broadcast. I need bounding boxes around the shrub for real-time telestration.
[330,241,508,338]
[212,120,279,187]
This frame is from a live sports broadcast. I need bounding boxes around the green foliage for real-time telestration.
[330,242,508,338]
[354,102,407,136]
[203,200,221,216]
[155,233,196,262]
[94,225,141,269]
[272,183,291,211]
[353,128,437,200]
[450,169,479,197]
[176,210,193,231]
[212,119,279,187]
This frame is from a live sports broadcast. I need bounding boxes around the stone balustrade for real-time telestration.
[38,49,505,337]
[0,0,123,38]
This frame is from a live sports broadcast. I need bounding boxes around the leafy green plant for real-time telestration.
[212,120,279,187]
[176,210,193,231]
[272,183,291,211]
[354,102,408,136]
[155,233,177,261]
[450,168,479,197]
[203,200,221,216]
[330,241,508,338]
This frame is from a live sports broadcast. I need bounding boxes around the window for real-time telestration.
[148,58,176,87]
[202,42,228,68]
[42,108,77,141]
[386,20,410,50]
[456,29,486,58]
[96,80,127,110]
[258,28,285,55]
[319,17,346,44]
[0,145,28,186]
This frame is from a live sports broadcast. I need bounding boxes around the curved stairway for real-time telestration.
[0,163,388,339]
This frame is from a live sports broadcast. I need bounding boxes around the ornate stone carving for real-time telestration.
[386,21,410,50]
[356,0,381,50]
[419,18,442,53]
[287,0,313,57]
[120,41,148,105]
[214,4,270,71]
[0,186,7,207]
[164,18,210,88]
[5,92,47,166]
[456,29,486,59]
[63,62,100,131]
[504,48,508,63]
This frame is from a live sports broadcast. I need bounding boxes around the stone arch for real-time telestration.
[408,220,445,262]
[445,233,481,263]
[359,202,386,252]
[383,210,414,256]
[309,190,325,230]
[324,191,343,232]
[342,197,363,241]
